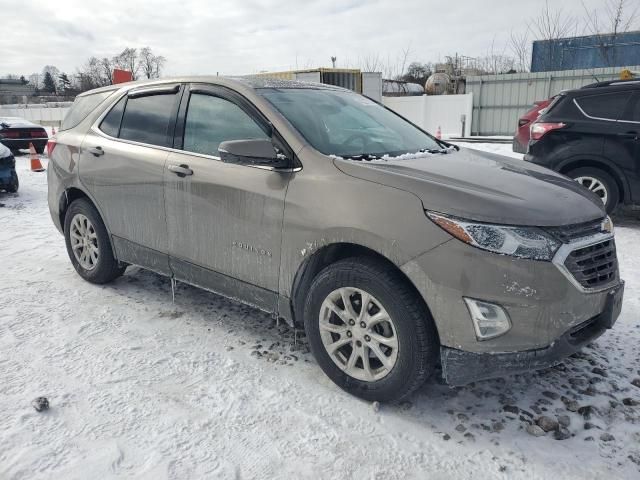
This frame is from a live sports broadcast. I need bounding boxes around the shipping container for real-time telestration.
[250,68,382,101]
[531,31,640,72]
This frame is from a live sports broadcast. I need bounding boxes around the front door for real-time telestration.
[164,85,291,311]
[80,84,181,274]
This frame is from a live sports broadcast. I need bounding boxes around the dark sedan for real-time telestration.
[0,117,48,154]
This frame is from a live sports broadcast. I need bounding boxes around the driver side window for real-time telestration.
[183,93,269,157]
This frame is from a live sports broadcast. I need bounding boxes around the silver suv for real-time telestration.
[48,77,624,402]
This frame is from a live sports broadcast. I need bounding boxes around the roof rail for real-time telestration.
[582,79,640,89]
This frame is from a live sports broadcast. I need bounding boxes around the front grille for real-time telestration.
[545,219,603,243]
[564,239,617,289]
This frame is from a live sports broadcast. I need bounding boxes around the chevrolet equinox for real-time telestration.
[47,77,624,402]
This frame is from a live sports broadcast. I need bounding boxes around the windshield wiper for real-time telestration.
[340,153,383,161]
[420,148,450,154]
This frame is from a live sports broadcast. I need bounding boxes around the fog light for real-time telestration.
[463,298,512,340]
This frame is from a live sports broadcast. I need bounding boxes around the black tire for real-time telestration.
[64,198,126,284]
[6,172,18,193]
[567,167,620,214]
[35,146,45,155]
[303,257,439,403]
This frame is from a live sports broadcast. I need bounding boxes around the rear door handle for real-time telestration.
[168,164,193,177]
[88,146,104,156]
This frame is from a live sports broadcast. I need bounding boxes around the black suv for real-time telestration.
[525,80,639,213]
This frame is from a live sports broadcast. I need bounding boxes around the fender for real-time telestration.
[556,154,632,204]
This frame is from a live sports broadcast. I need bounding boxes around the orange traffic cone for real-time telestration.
[436,125,442,140]
[29,143,45,172]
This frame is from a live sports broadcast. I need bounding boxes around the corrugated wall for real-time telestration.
[466,65,640,136]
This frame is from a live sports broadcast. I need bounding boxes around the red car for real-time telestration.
[512,99,552,153]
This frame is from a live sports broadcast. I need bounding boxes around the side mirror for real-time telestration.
[218,139,290,169]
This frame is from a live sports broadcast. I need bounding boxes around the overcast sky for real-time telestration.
[0,0,631,77]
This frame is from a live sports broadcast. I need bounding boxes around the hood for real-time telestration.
[333,148,605,227]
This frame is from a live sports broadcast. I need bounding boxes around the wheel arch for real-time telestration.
[558,157,630,204]
[289,242,439,340]
[59,187,118,258]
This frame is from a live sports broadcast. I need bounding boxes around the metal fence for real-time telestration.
[466,65,640,136]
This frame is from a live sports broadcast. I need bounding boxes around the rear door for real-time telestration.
[80,84,182,274]
[164,84,292,311]
[618,91,640,202]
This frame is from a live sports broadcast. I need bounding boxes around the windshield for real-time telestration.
[258,88,443,158]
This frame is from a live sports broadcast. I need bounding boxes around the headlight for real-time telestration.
[427,211,561,261]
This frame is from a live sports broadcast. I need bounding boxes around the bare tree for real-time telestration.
[510,29,531,72]
[100,57,114,85]
[113,47,139,80]
[478,37,516,74]
[139,47,166,79]
[358,53,383,73]
[530,1,578,69]
[582,0,639,66]
[531,1,578,40]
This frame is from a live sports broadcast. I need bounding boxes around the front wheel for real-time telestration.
[568,167,620,214]
[303,257,439,402]
[64,198,126,284]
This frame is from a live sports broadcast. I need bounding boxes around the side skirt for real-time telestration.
[112,235,292,323]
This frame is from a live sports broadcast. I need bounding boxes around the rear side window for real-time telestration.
[575,92,633,121]
[620,93,640,122]
[119,93,177,147]
[183,93,269,156]
[61,91,115,131]
[99,96,127,137]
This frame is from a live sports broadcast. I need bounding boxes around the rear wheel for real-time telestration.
[303,257,439,402]
[35,145,45,155]
[64,198,125,284]
[568,167,620,214]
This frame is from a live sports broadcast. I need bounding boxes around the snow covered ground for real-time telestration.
[1,144,639,480]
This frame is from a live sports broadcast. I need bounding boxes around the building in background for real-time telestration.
[531,31,640,72]
[0,78,36,105]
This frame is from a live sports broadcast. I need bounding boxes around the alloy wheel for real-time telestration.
[318,287,399,382]
[575,176,608,205]
[70,213,99,271]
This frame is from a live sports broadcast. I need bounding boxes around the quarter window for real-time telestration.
[119,93,177,146]
[61,90,115,131]
[183,93,269,156]
[576,92,633,121]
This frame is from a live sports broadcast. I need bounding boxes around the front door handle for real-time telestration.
[88,146,104,157]
[168,164,194,177]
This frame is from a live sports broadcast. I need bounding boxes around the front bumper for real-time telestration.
[441,281,624,385]
[401,229,623,383]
